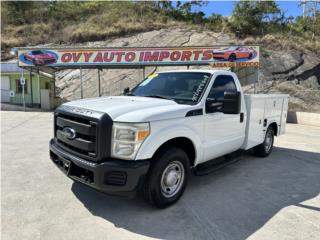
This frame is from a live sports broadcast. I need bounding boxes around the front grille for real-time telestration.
[56,113,98,158]
[54,106,113,162]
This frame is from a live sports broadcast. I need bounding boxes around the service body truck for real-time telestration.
[50,70,288,208]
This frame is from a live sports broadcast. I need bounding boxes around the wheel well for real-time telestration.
[152,137,196,167]
[269,122,278,136]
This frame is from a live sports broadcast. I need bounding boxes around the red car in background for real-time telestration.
[213,46,255,62]
[24,50,57,65]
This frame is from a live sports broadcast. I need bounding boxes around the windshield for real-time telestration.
[131,72,211,105]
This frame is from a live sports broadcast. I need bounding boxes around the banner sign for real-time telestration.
[18,46,259,68]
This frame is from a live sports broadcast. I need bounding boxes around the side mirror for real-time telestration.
[123,87,130,95]
[222,91,241,114]
[206,91,241,114]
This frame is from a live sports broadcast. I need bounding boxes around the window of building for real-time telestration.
[45,82,51,89]
[15,79,28,94]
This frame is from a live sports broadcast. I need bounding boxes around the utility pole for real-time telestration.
[302,0,306,18]
[302,0,319,39]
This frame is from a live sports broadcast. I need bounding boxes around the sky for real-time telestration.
[191,1,307,18]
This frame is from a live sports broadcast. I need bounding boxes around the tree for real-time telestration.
[299,1,319,39]
[206,13,224,31]
[175,1,207,22]
[229,1,281,37]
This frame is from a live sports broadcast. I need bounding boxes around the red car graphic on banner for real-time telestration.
[213,46,256,62]
[23,50,57,65]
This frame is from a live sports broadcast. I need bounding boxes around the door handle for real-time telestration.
[240,112,244,123]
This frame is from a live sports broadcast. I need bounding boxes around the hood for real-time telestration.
[62,96,196,122]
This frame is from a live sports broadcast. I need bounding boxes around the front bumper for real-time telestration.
[49,139,150,197]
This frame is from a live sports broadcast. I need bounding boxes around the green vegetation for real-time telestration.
[229,1,281,36]
[1,1,179,49]
[1,1,319,60]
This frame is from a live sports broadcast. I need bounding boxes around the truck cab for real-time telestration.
[50,70,288,208]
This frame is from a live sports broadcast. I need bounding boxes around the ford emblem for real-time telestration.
[62,127,76,140]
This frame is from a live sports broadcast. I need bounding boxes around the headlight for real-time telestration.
[111,122,150,160]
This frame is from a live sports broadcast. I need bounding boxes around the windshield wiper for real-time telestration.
[144,95,173,100]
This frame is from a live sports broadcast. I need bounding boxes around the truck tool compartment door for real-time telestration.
[203,74,245,162]
[242,94,288,150]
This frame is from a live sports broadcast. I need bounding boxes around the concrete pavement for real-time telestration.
[1,111,320,240]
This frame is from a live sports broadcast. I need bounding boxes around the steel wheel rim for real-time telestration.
[265,130,273,152]
[160,161,185,198]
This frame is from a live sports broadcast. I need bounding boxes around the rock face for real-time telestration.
[259,49,320,112]
[53,27,320,112]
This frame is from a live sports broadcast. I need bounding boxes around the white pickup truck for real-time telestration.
[50,70,288,208]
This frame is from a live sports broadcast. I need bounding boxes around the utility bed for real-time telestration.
[242,94,289,150]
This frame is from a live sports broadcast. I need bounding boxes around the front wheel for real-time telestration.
[254,126,274,157]
[143,147,189,208]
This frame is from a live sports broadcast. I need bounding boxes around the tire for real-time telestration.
[143,146,190,208]
[228,53,236,62]
[254,126,274,157]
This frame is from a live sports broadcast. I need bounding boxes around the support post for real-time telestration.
[38,70,40,109]
[254,68,259,94]
[143,67,145,79]
[80,67,83,99]
[22,69,26,112]
[53,72,56,97]
[29,69,33,106]
[98,68,101,97]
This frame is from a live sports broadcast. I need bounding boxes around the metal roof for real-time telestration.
[0,62,23,73]
[0,62,54,78]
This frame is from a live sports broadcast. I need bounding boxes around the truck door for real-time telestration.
[202,74,245,162]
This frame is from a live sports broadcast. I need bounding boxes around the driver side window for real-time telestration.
[207,75,237,101]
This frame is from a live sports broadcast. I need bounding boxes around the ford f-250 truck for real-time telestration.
[50,70,288,208]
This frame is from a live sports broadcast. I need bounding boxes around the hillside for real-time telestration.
[2,1,319,60]
[1,1,319,112]
[50,27,320,113]
[1,1,195,60]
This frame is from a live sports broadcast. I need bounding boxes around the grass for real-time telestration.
[1,1,183,60]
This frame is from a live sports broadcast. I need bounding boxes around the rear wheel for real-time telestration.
[254,126,274,157]
[143,146,189,208]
